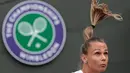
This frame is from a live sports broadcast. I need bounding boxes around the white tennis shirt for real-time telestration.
[72,70,83,73]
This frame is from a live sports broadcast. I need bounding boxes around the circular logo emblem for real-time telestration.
[2,1,66,65]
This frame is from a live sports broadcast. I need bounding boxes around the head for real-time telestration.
[81,37,108,73]
[81,26,108,73]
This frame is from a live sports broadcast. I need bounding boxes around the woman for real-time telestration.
[73,26,108,73]
[73,0,123,73]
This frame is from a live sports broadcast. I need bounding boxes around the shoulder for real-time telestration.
[72,70,83,73]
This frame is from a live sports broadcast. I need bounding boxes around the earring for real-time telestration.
[85,60,88,64]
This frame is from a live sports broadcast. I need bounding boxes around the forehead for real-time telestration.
[88,41,108,51]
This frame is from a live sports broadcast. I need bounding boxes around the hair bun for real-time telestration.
[83,26,93,41]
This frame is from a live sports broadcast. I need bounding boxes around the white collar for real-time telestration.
[72,70,83,73]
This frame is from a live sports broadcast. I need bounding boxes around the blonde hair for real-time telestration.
[83,0,123,42]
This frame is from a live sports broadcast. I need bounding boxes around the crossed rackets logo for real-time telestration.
[18,17,48,47]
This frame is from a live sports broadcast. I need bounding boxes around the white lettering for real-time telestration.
[43,7,60,25]
[30,4,38,10]
[54,20,60,25]
[20,5,30,13]
[27,55,34,61]
[46,49,53,57]
[51,42,59,53]
[6,34,12,38]
[42,53,48,59]
[19,42,60,62]
[46,42,60,57]
[20,52,44,62]
[38,5,44,11]
[20,52,26,59]
[9,16,15,23]
[6,23,13,38]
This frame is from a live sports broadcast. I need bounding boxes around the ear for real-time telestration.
[81,54,88,64]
